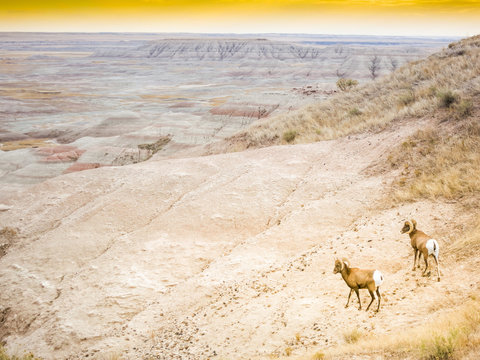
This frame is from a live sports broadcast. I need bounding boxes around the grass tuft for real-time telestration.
[343,328,364,344]
[437,90,458,108]
[420,328,459,360]
[283,130,298,143]
[0,227,18,239]
[0,347,41,360]
[137,136,171,155]
[336,78,358,92]
[312,351,325,360]
[398,90,416,106]
[454,99,473,119]
[348,108,362,116]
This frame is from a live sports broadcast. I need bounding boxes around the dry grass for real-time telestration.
[336,78,358,92]
[283,130,298,143]
[0,227,18,240]
[0,139,53,151]
[0,347,41,360]
[215,35,480,151]
[0,226,18,257]
[138,136,171,156]
[449,217,480,257]
[388,117,480,202]
[342,328,365,344]
[320,295,480,359]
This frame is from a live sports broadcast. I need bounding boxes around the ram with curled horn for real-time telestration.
[333,258,384,312]
[401,219,440,281]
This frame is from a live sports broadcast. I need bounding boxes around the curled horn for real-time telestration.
[405,220,414,234]
[411,219,417,229]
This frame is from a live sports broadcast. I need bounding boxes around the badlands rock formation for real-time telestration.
[0,34,448,196]
[100,39,323,60]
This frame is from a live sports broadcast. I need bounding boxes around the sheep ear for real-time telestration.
[412,219,417,228]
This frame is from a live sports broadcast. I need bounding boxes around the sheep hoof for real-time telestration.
[345,305,349,308]
[437,278,441,282]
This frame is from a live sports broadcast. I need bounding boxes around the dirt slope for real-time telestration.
[0,117,475,359]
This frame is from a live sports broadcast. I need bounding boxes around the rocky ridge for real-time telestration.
[97,38,325,60]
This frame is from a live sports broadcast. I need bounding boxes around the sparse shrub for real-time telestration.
[312,351,325,360]
[284,347,293,356]
[348,108,362,116]
[428,86,438,95]
[0,227,18,239]
[437,90,458,108]
[295,332,301,343]
[401,139,416,149]
[0,227,18,258]
[398,91,416,106]
[283,130,298,143]
[0,346,42,360]
[138,136,171,153]
[420,328,460,360]
[336,78,358,92]
[454,99,473,119]
[343,328,364,344]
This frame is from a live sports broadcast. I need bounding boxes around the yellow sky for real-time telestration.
[1,1,479,36]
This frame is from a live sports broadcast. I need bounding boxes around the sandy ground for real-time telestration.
[0,117,476,359]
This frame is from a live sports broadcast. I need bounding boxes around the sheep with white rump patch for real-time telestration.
[401,219,440,281]
[333,258,384,312]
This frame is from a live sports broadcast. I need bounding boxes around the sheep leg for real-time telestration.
[412,249,418,271]
[417,251,422,268]
[433,255,441,282]
[366,290,375,311]
[354,288,361,310]
[345,289,353,308]
[375,288,381,312]
[422,253,430,276]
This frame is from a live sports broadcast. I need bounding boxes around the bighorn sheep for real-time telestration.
[401,219,440,281]
[333,258,384,312]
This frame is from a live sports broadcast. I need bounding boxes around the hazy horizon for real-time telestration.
[0,31,465,39]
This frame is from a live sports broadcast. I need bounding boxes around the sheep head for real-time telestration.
[401,220,415,234]
[333,258,344,274]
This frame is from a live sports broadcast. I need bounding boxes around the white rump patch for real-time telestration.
[426,239,440,258]
[373,270,384,287]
